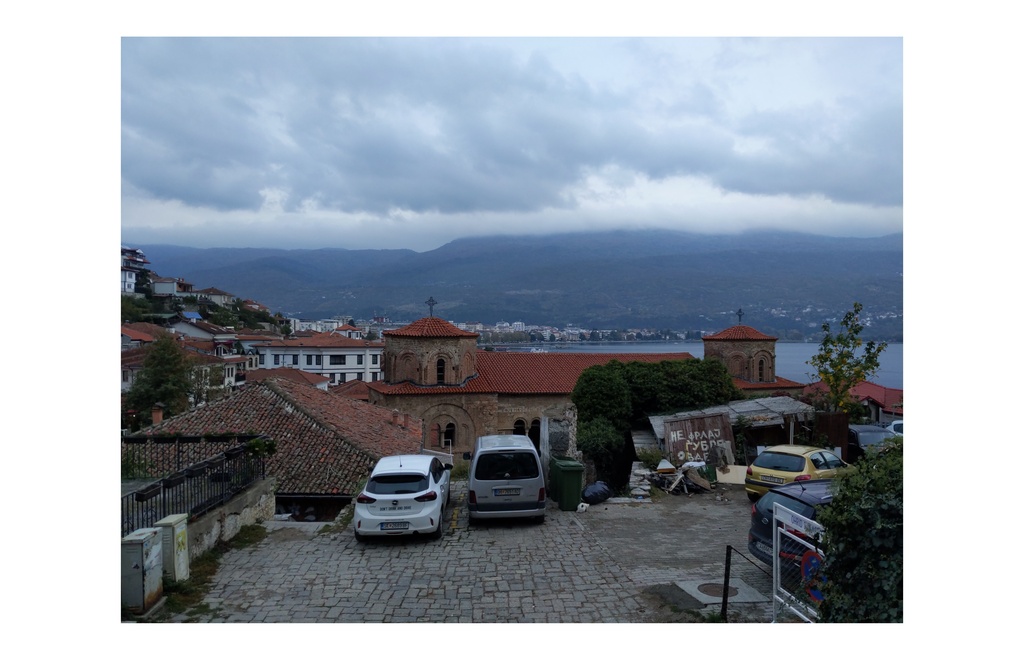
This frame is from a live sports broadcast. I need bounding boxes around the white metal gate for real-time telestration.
[772,503,825,623]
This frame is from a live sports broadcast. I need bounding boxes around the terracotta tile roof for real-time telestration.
[247,368,330,386]
[333,379,372,401]
[121,346,148,368]
[121,325,158,343]
[703,325,777,341]
[734,376,806,390]
[122,322,172,339]
[128,379,422,495]
[802,380,904,414]
[368,351,695,396]
[181,338,217,352]
[384,316,479,338]
[259,334,382,348]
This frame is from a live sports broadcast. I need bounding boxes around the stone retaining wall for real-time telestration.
[186,478,276,562]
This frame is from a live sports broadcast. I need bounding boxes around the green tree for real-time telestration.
[816,437,903,622]
[808,302,887,413]
[658,359,742,412]
[123,334,193,421]
[576,418,625,482]
[121,295,153,323]
[621,361,667,425]
[571,361,632,433]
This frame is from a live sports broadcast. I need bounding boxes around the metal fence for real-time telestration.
[770,503,825,622]
[121,443,267,537]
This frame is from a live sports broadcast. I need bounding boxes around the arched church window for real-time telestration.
[513,419,526,435]
[443,422,456,448]
[436,358,446,384]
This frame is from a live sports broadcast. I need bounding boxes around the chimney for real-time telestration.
[392,411,401,426]
[403,413,411,428]
[151,403,166,425]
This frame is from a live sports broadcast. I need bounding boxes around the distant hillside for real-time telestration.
[134,229,903,340]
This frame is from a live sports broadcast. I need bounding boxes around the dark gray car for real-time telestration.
[748,479,833,578]
[847,424,896,463]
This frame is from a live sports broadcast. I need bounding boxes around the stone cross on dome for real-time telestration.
[426,297,437,317]
[736,308,744,324]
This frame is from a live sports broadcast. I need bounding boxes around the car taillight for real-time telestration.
[794,474,811,481]
[538,487,546,501]
[356,493,376,504]
[469,490,477,504]
[746,466,753,476]
[415,490,438,502]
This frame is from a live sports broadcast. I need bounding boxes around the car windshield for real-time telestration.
[751,451,806,472]
[367,474,429,495]
[475,452,539,480]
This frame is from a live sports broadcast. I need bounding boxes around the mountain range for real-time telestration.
[132,229,903,341]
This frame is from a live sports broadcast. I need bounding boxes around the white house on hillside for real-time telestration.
[121,246,149,295]
[253,332,384,385]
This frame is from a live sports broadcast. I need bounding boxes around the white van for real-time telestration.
[463,435,547,523]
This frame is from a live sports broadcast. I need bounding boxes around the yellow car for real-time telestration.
[744,444,848,502]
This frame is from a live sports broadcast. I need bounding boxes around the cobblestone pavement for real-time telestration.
[160,480,776,623]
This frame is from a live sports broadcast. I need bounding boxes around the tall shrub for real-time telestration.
[816,437,903,622]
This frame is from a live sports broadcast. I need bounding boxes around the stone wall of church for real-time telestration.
[704,339,777,382]
[370,390,576,459]
[383,335,478,385]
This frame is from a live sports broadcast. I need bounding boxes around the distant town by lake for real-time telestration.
[509,341,903,390]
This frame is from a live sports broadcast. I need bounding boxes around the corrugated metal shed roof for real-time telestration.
[649,397,815,441]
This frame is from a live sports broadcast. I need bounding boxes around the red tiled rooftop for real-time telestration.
[259,334,382,348]
[368,351,695,396]
[333,379,372,401]
[247,368,330,386]
[384,317,479,338]
[703,325,777,341]
[129,379,422,495]
[803,380,904,414]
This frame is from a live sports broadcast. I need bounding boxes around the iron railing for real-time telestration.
[121,441,267,537]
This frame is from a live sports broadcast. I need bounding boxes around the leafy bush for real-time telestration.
[816,436,903,622]
[577,418,625,482]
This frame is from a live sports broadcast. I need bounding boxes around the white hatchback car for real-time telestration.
[353,454,452,542]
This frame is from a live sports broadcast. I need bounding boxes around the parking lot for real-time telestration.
[160,479,777,623]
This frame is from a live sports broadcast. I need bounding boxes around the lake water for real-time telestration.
[515,341,903,390]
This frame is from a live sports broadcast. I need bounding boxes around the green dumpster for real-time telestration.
[699,464,718,485]
[551,459,584,511]
[548,457,564,503]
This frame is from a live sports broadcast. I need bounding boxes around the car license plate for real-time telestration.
[493,487,521,497]
[380,521,409,531]
[756,541,773,555]
[760,475,784,484]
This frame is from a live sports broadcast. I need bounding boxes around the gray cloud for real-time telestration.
[121,37,902,250]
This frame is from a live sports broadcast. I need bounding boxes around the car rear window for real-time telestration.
[756,491,817,519]
[475,452,540,480]
[857,431,891,446]
[367,474,429,495]
[751,451,806,472]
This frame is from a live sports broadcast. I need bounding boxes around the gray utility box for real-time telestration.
[121,528,164,614]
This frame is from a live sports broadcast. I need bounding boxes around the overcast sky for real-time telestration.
[121,37,902,251]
